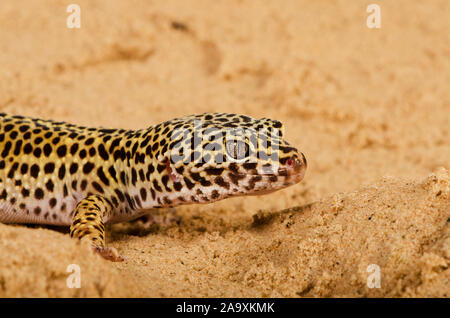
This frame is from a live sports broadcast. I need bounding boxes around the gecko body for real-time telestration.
[0,112,306,260]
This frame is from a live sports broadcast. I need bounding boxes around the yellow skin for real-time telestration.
[0,113,307,261]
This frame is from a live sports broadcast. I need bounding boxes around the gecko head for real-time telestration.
[150,113,307,207]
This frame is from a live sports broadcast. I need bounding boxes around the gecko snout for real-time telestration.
[283,153,307,182]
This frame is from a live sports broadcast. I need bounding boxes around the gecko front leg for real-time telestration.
[70,194,124,262]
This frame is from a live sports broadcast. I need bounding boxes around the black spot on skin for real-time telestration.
[131,168,137,186]
[23,143,32,154]
[70,163,78,174]
[89,147,96,157]
[19,125,30,132]
[1,141,12,158]
[183,177,195,190]
[109,138,121,153]
[79,149,87,159]
[125,193,135,209]
[190,172,201,182]
[200,179,211,187]
[97,167,110,186]
[7,162,18,178]
[70,143,79,155]
[205,167,224,175]
[175,166,184,175]
[113,150,121,161]
[269,175,277,182]
[111,196,119,207]
[58,165,66,180]
[139,169,145,182]
[174,182,182,191]
[49,198,57,208]
[98,144,109,160]
[44,162,55,174]
[161,175,172,192]
[20,163,28,174]
[57,145,67,157]
[14,140,23,155]
[92,181,104,194]
[43,143,52,157]
[30,164,40,178]
[35,188,44,200]
[243,162,257,170]
[80,179,88,191]
[228,163,239,174]
[34,207,41,215]
[214,176,230,189]
[0,189,7,199]
[114,189,125,202]
[0,160,4,170]
[248,175,262,190]
[85,137,95,146]
[4,124,14,132]
[34,137,43,145]
[83,162,95,174]
[21,188,30,197]
[150,188,156,200]
[71,180,77,190]
[63,184,68,197]
[33,147,42,158]
[134,195,142,208]
[120,171,127,185]
[9,131,19,139]
[229,172,245,185]
[279,146,297,154]
[157,164,165,174]
[152,180,163,192]
[9,131,18,139]
[108,166,118,182]
[46,180,54,192]
[140,188,147,201]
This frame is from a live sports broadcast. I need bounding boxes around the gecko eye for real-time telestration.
[226,140,248,160]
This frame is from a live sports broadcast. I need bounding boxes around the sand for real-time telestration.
[0,0,449,297]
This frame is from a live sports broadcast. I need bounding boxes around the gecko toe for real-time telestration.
[93,245,125,262]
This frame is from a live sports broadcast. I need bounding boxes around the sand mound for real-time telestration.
[0,224,138,297]
[1,169,448,297]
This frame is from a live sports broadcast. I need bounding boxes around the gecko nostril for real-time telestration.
[286,156,302,173]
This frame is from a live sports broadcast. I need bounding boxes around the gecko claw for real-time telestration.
[93,245,125,262]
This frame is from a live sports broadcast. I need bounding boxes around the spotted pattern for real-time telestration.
[0,112,306,259]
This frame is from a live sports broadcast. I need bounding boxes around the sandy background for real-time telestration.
[0,0,449,297]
